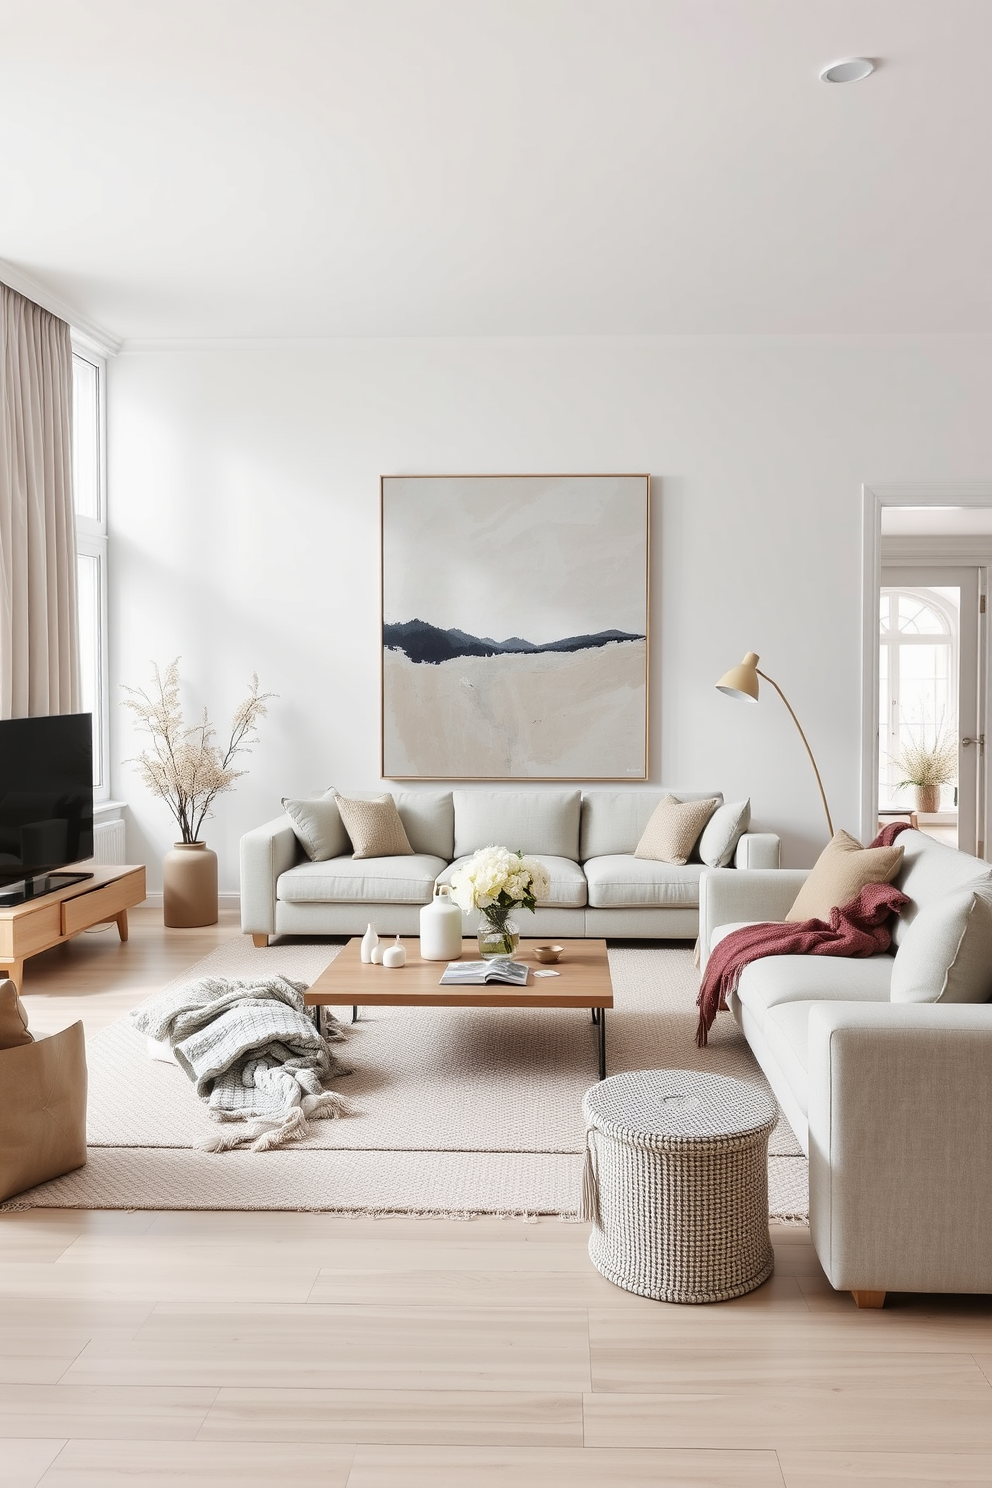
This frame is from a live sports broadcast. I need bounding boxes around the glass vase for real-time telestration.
[477,915,519,959]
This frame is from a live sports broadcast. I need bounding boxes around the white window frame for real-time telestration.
[71,334,109,801]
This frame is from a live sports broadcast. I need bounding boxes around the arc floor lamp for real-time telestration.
[716,651,834,838]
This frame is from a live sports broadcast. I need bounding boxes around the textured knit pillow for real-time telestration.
[281,792,349,862]
[634,795,719,866]
[336,792,414,859]
[698,799,751,869]
[0,979,33,1049]
[785,829,904,922]
[890,887,992,1004]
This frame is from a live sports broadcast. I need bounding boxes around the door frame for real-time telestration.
[861,484,992,850]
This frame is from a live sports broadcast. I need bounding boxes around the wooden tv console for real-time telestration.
[0,863,146,992]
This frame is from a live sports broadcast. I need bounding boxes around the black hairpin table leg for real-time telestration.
[598,1008,607,1081]
[352,1005,359,1023]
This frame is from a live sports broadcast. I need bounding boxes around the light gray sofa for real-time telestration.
[699,829,992,1306]
[241,788,780,944]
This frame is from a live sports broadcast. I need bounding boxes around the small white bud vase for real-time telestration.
[419,883,464,961]
[370,942,384,964]
[360,924,378,963]
[382,935,406,968]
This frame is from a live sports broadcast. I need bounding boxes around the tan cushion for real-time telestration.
[785,829,903,922]
[335,793,414,860]
[0,979,33,1048]
[634,795,718,866]
[0,1021,87,1203]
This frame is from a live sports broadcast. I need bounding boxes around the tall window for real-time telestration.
[879,587,958,808]
[71,343,108,797]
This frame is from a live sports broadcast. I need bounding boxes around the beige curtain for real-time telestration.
[0,283,80,718]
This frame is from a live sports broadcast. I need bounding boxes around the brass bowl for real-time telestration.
[533,944,564,963]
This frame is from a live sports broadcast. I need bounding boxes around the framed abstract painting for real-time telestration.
[380,474,650,781]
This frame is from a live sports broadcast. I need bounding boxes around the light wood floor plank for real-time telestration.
[63,1307,592,1392]
[778,1450,992,1484]
[0,1263,319,1305]
[343,1444,785,1487]
[583,1388,992,1453]
[198,1386,583,1446]
[33,1438,354,1487]
[0,1386,217,1441]
[0,1439,66,1488]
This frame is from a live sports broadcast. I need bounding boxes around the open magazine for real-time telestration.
[439,958,529,986]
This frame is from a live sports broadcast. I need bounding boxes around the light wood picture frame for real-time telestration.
[380,474,650,781]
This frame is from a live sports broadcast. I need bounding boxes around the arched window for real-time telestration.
[879,587,958,806]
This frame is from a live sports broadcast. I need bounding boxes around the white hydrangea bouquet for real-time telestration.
[449,846,551,958]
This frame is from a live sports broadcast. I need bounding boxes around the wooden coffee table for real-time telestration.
[304,937,614,1079]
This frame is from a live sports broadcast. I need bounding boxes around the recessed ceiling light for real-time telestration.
[819,57,874,84]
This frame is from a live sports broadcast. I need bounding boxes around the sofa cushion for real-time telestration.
[436,854,587,909]
[890,886,992,1004]
[698,799,751,868]
[584,854,705,909]
[634,795,719,865]
[452,790,581,860]
[277,854,448,904]
[393,791,455,860]
[281,791,349,861]
[580,790,723,860]
[761,1001,814,1119]
[734,953,894,1033]
[335,792,414,859]
[786,829,903,922]
[891,830,992,946]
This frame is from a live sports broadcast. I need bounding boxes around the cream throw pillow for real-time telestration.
[634,795,719,866]
[785,829,904,922]
[890,887,992,1004]
[336,792,414,859]
[698,799,751,869]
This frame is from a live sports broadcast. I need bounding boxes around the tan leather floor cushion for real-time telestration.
[0,1021,87,1202]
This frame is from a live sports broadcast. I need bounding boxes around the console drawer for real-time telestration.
[61,878,139,937]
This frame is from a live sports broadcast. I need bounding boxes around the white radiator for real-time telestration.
[92,818,126,864]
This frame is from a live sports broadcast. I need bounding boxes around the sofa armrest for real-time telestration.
[240,816,302,935]
[698,867,808,967]
[734,832,780,870]
[807,1001,992,1295]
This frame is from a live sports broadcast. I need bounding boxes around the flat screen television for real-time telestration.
[0,713,94,903]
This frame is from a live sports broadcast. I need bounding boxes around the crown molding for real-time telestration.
[0,259,121,356]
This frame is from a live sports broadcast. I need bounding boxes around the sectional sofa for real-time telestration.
[241,787,780,944]
[699,829,992,1304]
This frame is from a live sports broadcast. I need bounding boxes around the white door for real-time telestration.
[880,565,984,855]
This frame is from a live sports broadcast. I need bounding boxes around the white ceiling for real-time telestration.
[2,0,991,342]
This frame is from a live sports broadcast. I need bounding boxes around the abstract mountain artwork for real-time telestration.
[380,475,650,780]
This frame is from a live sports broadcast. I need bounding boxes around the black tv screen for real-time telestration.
[0,713,94,890]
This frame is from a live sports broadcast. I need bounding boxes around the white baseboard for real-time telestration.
[142,892,241,910]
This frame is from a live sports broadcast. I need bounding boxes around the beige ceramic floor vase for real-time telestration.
[163,842,218,928]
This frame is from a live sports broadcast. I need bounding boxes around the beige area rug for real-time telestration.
[5,941,808,1218]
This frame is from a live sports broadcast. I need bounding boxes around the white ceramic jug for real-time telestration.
[419,883,464,961]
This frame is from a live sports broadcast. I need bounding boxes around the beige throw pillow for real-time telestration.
[336,792,414,859]
[634,795,719,866]
[785,829,904,922]
[0,979,33,1049]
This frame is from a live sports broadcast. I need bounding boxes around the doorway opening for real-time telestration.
[861,489,992,860]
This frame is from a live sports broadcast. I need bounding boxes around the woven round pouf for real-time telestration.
[582,1069,776,1304]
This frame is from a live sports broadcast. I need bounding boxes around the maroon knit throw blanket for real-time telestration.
[694,821,913,1048]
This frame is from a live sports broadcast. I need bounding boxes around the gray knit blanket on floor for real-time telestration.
[130,973,351,1152]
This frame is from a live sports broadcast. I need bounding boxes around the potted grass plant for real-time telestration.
[891,729,957,815]
[121,660,274,927]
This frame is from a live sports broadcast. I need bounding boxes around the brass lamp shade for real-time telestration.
[715,652,761,702]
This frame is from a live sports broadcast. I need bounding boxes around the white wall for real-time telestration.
[108,335,992,890]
